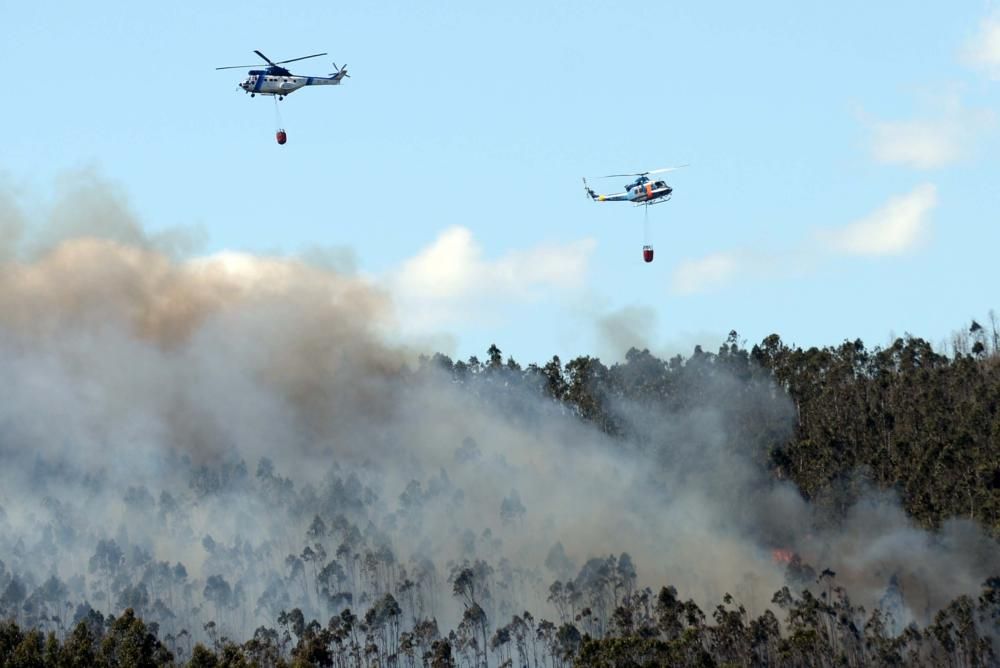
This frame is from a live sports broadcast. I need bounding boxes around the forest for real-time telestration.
[2,318,1000,667]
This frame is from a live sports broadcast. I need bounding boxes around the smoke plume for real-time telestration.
[0,175,996,646]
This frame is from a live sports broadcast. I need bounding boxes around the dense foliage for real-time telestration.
[2,325,1000,667]
[429,329,1000,535]
[1,576,999,667]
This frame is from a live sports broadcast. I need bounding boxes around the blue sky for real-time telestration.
[4,1,1000,363]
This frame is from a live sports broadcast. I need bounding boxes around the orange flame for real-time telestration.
[772,548,795,564]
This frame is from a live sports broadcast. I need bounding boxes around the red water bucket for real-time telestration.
[276,130,287,145]
[642,245,654,263]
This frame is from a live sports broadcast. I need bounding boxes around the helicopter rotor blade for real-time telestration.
[596,164,689,178]
[219,51,335,71]
[274,52,328,65]
[254,50,279,67]
[646,165,689,175]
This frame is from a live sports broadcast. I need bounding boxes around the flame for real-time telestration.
[772,548,796,564]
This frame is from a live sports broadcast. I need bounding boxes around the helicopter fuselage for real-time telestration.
[590,179,673,204]
[240,68,345,97]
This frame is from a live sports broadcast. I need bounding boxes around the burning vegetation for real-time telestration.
[0,183,999,665]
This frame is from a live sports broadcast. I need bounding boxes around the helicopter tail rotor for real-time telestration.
[330,63,350,79]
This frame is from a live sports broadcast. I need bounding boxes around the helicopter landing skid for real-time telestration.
[634,196,672,207]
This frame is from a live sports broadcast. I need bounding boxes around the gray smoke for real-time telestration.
[595,305,657,359]
[0,175,996,645]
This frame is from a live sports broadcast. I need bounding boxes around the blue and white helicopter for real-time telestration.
[583,166,687,263]
[216,50,349,100]
[582,166,687,206]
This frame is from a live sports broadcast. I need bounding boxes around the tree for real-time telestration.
[117,583,150,618]
[365,593,402,662]
[487,344,503,369]
[60,620,98,668]
[429,638,456,667]
[100,608,173,667]
[499,490,526,525]
[539,356,568,400]
[187,643,219,668]
[1,578,27,621]
[203,575,233,628]
[89,539,124,613]
[459,603,489,668]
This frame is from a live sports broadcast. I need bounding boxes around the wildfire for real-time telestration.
[772,548,796,564]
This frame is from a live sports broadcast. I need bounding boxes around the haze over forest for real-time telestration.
[0,180,998,666]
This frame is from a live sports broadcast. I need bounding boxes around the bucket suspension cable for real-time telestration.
[643,203,650,245]
[641,203,654,263]
[273,97,287,144]
[273,96,284,131]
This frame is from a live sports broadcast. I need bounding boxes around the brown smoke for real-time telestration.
[0,174,406,462]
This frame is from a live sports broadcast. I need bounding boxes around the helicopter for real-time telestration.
[582,166,687,205]
[583,166,687,263]
[216,50,349,100]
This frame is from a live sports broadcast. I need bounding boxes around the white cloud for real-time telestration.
[821,184,937,256]
[387,226,595,331]
[670,185,937,294]
[865,99,993,169]
[870,118,964,169]
[671,252,741,295]
[962,13,1000,79]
